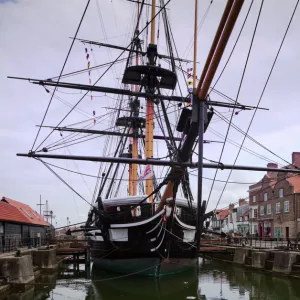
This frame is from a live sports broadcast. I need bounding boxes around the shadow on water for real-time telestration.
[4,259,300,299]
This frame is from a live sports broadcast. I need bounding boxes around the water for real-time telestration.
[3,259,300,300]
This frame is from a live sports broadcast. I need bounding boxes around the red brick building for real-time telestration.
[248,152,300,239]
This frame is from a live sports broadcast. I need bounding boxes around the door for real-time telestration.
[259,224,263,238]
[286,227,289,239]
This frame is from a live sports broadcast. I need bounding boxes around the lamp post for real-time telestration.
[67,217,69,228]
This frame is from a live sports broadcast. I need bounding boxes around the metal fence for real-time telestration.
[201,237,300,250]
[0,235,48,253]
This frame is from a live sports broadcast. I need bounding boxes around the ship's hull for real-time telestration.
[92,256,197,277]
[87,200,198,277]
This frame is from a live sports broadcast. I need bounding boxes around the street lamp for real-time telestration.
[67,217,69,228]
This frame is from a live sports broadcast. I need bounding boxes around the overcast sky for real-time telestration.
[1,0,300,227]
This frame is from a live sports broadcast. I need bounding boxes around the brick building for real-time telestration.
[248,152,300,239]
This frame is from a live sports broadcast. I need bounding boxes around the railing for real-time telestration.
[0,236,49,253]
[201,236,300,250]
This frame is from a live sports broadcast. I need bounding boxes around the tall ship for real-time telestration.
[10,0,300,277]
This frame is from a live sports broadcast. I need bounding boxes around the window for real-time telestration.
[279,188,284,198]
[260,206,264,216]
[264,192,268,201]
[0,222,3,234]
[240,217,243,222]
[284,201,289,213]
[267,204,272,215]
[254,209,258,218]
[253,195,257,203]
[253,224,258,234]
[276,202,280,213]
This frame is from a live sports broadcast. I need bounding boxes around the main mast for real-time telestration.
[129,2,141,197]
[145,0,156,202]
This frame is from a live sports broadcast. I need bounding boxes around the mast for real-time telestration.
[195,0,244,250]
[131,2,140,196]
[145,0,156,202]
[193,0,198,88]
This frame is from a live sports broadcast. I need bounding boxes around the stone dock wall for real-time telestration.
[0,244,70,298]
[201,246,300,278]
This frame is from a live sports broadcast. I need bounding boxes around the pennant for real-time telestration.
[89,78,92,85]
[139,165,153,181]
[88,70,91,76]
[87,61,90,68]
[187,74,191,78]
[188,87,193,93]
[93,119,96,125]
[93,110,95,116]
[86,54,89,60]
[85,48,88,53]
[91,95,93,101]
[187,81,193,86]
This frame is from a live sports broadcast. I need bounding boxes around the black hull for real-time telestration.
[88,206,198,277]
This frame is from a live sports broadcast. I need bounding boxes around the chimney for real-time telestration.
[292,152,300,167]
[239,198,247,206]
[267,163,278,175]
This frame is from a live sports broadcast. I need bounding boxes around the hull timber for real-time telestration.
[87,196,198,277]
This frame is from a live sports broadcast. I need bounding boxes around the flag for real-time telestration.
[188,87,193,93]
[187,81,192,86]
[89,70,91,76]
[87,61,90,68]
[86,54,89,60]
[187,74,191,78]
[139,165,153,181]
[85,48,88,53]
[93,110,95,116]
[89,78,92,85]
[93,119,96,125]
[91,95,93,101]
[187,68,193,72]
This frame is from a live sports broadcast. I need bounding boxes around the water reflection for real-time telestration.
[3,259,300,299]
[89,265,198,300]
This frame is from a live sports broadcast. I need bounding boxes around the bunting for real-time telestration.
[84,46,96,124]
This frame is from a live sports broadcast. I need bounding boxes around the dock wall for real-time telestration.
[201,246,300,277]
